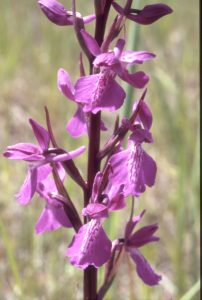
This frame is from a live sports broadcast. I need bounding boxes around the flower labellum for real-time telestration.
[67,219,112,269]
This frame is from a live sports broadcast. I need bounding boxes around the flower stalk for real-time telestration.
[83,0,112,296]
[3,1,173,299]
[84,112,101,299]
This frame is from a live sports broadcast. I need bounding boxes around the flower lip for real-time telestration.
[66,219,112,269]
[29,118,50,151]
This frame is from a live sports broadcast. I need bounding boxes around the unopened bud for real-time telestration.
[38,0,74,26]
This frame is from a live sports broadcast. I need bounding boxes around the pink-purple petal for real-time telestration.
[36,165,62,199]
[128,4,173,25]
[107,185,126,211]
[66,106,107,137]
[3,143,41,160]
[129,128,153,144]
[35,205,61,234]
[75,74,125,113]
[109,132,156,197]
[109,149,130,187]
[50,146,86,162]
[108,193,126,211]
[38,0,74,26]
[66,220,112,269]
[57,68,75,101]
[128,248,161,285]
[21,154,45,162]
[93,52,118,68]
[16,164,51,205]
[80,29,101,57]
[112,1,172,25]
[119,70,150,88]
[114,39,125,58]
[75,74,99,105]
[92,172,102,201]
[35,201,72,234]
[124,211,145,241]
[141,150,157,187]
[120,51,155,64]
[92,79,125,113]
[133,101,153,130]
[29,119,50,151]
[128,224,159,248]
[82,203,108,219]
[16,167,38,205]
[66,106,87,138]
[37,164,52,182]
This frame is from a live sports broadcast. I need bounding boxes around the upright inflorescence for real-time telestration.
[3,1,172,299]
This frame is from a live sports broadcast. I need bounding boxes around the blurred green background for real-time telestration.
[0,1,199,299]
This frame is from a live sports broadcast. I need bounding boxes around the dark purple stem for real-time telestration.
[83,2,113,299]
[83,113,101,300]
[94,0,113,46]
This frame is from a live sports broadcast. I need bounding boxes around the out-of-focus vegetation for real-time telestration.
[0,1,199,299]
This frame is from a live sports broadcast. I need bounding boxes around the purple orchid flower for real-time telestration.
[124,210,161,286]
[66,31,155,114]
[81,30,155,88]
[3,118,85,204]
[112,2,173,25]
[35,198,72,234]
[66,170,126,269]
[59,31,154,116]
[133,100,153,131]
[82,171,126,220]
[122,99,153,132]
[74,68,126,113]
[66,219,112,269]
[35,165,72,234]
[38,0,95,26]
[109,127,157,197]
[57,68,107,137]
[58,66,125,114]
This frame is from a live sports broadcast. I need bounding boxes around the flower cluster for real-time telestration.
[3,0,172,298]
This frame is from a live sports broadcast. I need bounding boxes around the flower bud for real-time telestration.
[38,0,74,26]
